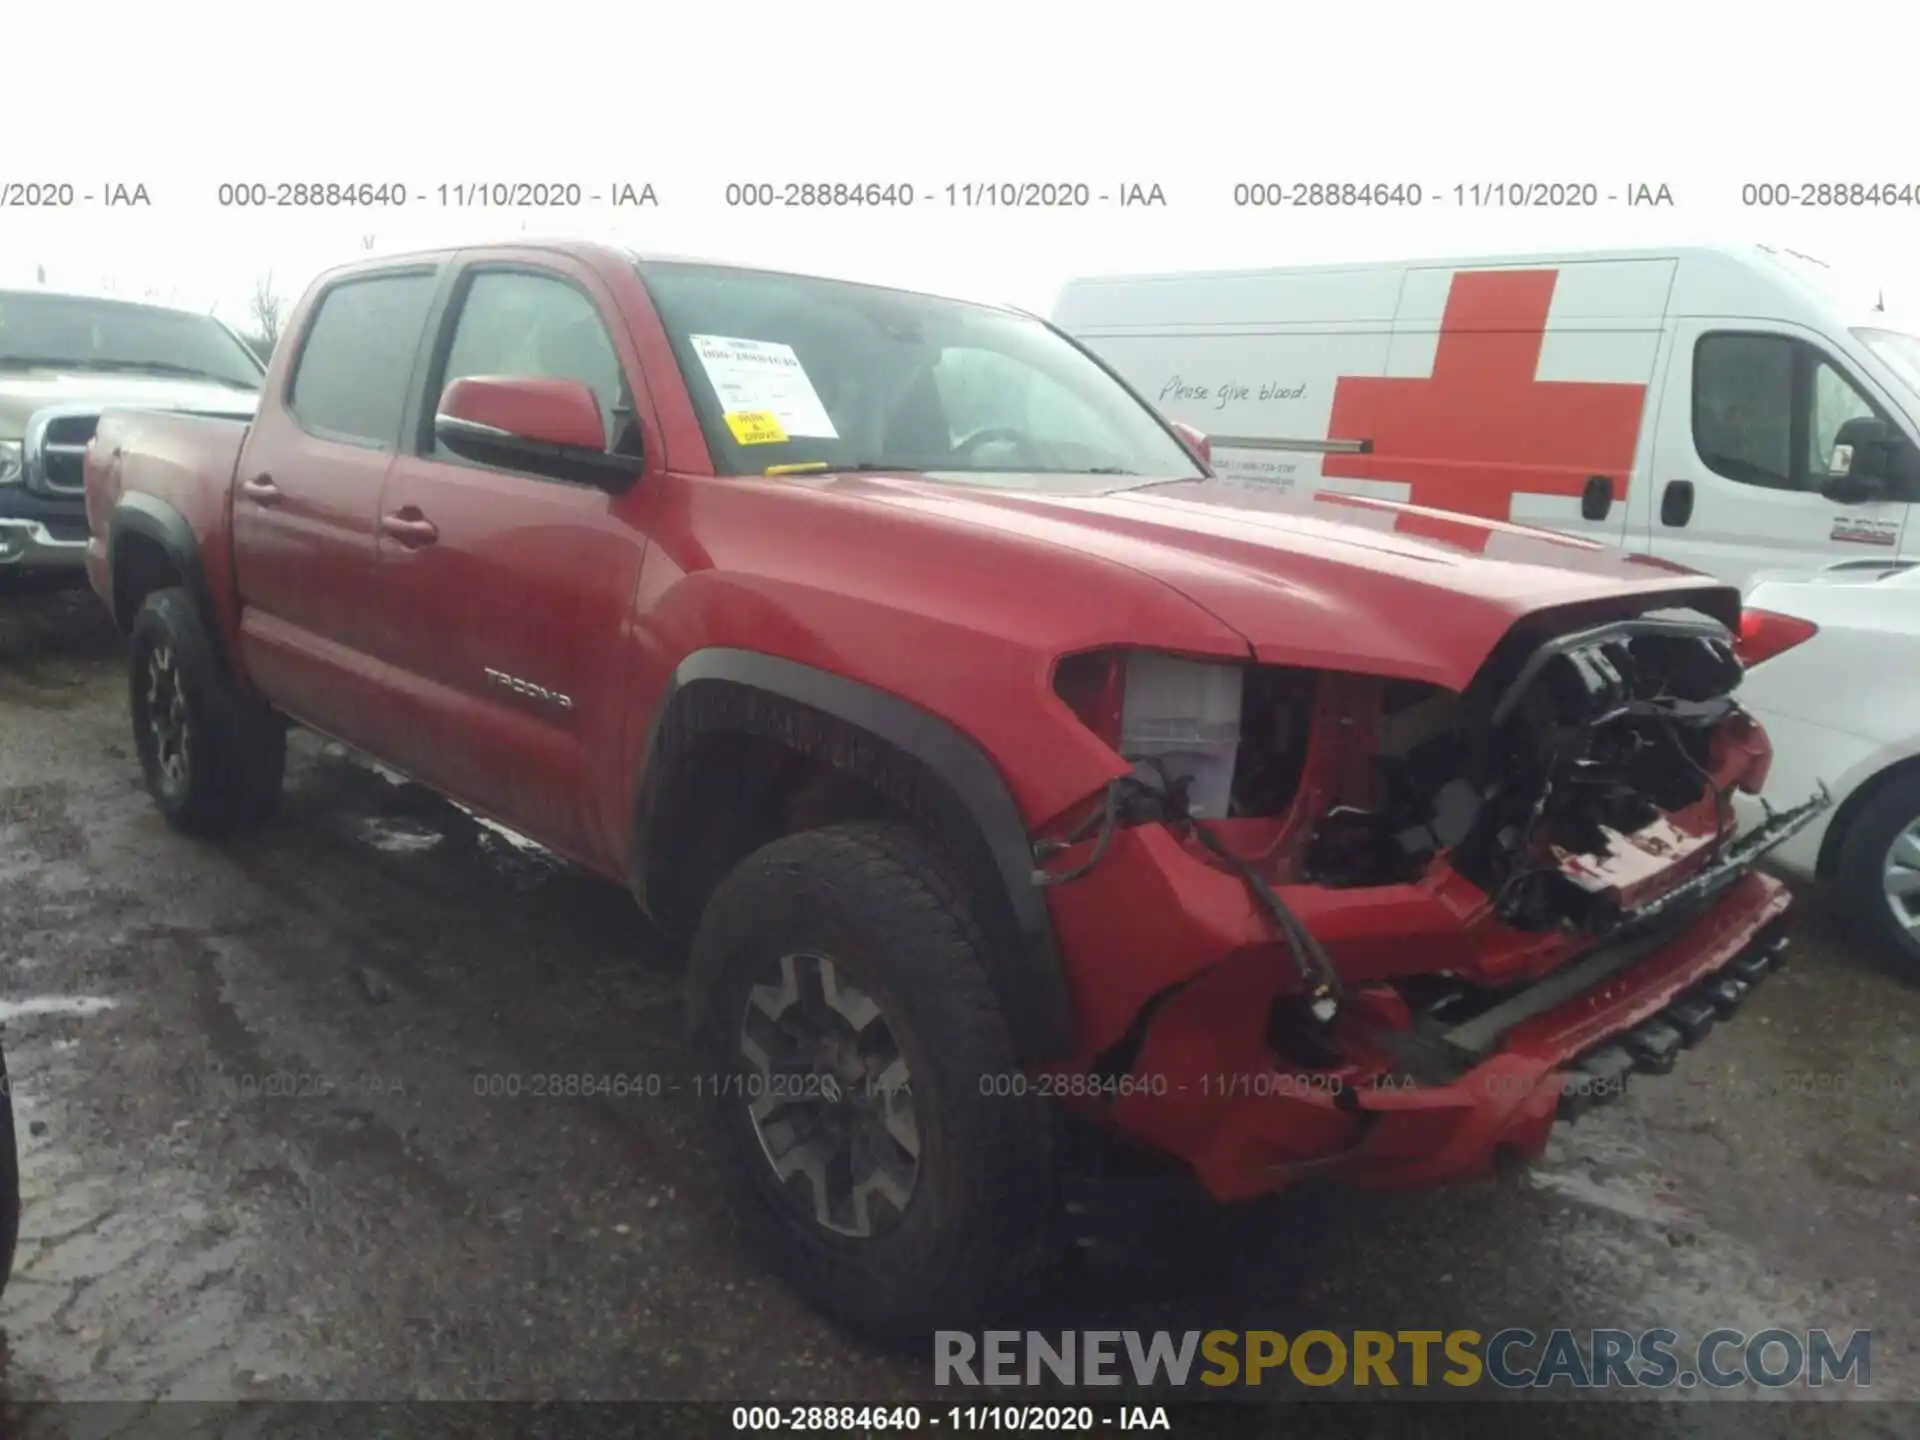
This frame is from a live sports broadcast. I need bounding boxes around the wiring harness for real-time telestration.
[1032,765,1346,1023]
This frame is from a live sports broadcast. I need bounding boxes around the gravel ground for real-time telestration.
[0,579,1914,1437]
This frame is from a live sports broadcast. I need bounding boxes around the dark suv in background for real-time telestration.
[1,290,264,578]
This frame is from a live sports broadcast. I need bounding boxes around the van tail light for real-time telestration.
[1052,651,1126,749]
[1736,609,1819,667]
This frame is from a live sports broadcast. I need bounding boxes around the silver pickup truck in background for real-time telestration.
[0,290,263,577]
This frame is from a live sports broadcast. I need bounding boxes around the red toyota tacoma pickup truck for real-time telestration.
[83,240,1826,1336]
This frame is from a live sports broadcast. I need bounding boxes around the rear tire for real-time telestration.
[1834,768,1920,977]
[688,822,1058,1341]
[128,587,285,838]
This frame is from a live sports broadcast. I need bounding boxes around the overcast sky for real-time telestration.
[6,1,1918,329]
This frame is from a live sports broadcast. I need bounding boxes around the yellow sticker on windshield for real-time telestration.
[725,410,788,446]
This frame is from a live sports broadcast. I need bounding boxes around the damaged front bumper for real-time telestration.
[1040,786,1830,1203]
[1566,781,1830,940]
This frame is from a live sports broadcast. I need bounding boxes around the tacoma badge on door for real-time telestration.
[484,668,574,711]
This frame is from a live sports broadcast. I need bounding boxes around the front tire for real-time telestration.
[688,823,1058,1340]
[128,588,285,838]
[1835,768,1920,977]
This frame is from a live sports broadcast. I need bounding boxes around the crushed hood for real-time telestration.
[800,470,1739,689]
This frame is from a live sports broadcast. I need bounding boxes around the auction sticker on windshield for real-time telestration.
[724,410,788,445]
[690,334,838,439]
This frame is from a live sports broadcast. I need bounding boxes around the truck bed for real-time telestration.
[84,409,253,636]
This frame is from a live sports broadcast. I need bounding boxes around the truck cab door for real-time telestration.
[1646,321,1911,585]
[233,268,440,740]
[363,255,658,865]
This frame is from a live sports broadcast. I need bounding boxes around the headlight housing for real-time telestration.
[1053,649,1245,819]
[0,440,21,487]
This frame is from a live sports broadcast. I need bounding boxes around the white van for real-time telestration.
[1053,245,1920,587]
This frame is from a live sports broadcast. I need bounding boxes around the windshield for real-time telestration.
[636,262,1204,485]
[1856,327,1920,400]
[0,291,264,389]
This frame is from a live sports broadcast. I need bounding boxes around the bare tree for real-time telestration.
[249,272,287,352]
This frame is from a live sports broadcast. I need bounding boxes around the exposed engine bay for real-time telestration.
[1296,609,1755,935]
[1049,606,1783,954]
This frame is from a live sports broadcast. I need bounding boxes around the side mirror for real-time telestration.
[1819,415,1912,503]
[434,375,643,490]
[1168,420,1212,468]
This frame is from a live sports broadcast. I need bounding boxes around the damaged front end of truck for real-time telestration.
[1032,601,1830,1201]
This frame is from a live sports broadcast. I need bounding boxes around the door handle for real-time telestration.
[240,474,282,505]
[379,509,439,547]
[1580,474,1614,522]
[1660,480,1695,528]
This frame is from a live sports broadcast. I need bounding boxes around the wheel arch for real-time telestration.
[630,648,1074,1062]
[107,495,223,650]
[1817,750,1920,880]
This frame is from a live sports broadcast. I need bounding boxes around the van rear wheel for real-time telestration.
[128,588,285,838]
[688,822,1057,1340]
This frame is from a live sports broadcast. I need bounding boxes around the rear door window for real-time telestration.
[288,272,438,448]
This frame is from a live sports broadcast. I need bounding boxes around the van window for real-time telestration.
[1857,328,1920,399]
[1693,332,1885,492]
[1808,358,1875,479]
[1694,334,1796,489]
[289,272,437,448]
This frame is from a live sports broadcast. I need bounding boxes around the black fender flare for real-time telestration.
[635,647,1075,1062]
[105,494,242,678]
[107,493,213,626]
